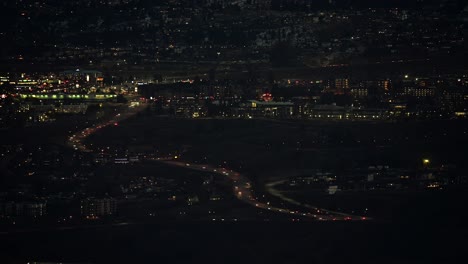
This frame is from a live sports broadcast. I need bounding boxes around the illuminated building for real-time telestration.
[247,100,294,118]
[81,198,117,218]
[310,104,346,119]
[0,74,9,86]
[310,104,386,120]
[15,79,39,90]
[378,80,391,92]
[350,87,368,98]
[0,201,46,217]
[335,78,349,93]
[18,93,117,101]
[403,87,436,97]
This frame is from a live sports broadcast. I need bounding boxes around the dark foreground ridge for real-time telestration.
[1,220,467,264]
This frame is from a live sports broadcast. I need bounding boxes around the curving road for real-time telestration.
[266,180,370,220]
[68,101,146,152]
[161,161,369,221]
[69,103,370,221]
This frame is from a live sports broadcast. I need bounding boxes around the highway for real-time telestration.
[68,101,146,152]
[266,180,370,220]
[69,102,370,221]
[161,160,369,221]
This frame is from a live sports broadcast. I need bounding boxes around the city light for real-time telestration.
[1,2,466,262]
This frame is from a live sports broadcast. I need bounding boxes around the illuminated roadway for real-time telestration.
[265,180,370,220]
[161,161,369,221]
[69,102,370,221]
[68,101,146,152]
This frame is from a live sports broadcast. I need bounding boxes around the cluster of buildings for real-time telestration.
[3,1,466,68]
[0,69,127,127]
[0,198,117,220]
[138,73,468,120]
[283,162,464,195]
[0,0,467,226]
[80,198,117,218]
[0,142,219,223]
[0,201,47,218]
[1,65,467,129]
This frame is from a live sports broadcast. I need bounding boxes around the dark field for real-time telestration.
[1,221,466,264]
[87,116,468,181]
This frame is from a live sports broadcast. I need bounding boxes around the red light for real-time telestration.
[362,217,366,220]
[261,92,273,102]
[114,122,118,126]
